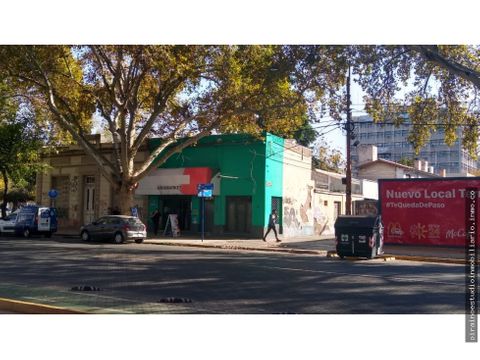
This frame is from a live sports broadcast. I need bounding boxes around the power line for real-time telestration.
[311,122,342,130]
[318,125,342,137]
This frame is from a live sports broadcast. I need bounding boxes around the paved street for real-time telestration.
[0,236,466,314]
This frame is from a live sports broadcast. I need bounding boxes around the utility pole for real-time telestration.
[345,66,352,215]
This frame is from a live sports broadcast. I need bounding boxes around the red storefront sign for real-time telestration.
[136,167,213,195]
[379,178,480,246]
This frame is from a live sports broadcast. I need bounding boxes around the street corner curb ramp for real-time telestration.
[0,297,85,314]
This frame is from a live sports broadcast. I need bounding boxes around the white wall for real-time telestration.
[281,143,314,237]
[361,179,378,200]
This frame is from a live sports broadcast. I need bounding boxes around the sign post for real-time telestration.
[131,206,138,218]
[197,183,214,242]
[48,189,58,207]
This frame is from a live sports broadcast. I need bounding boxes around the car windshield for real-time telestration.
[125,217,143,225]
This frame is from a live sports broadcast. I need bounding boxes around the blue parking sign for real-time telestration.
[131,206,139,218]
[197,183,213,197]
[48,189,58,198]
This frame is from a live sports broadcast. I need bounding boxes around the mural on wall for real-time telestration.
[299,187,312,223]
[283,205,300,229]
[282,186,314,236]
[313,206,331,235]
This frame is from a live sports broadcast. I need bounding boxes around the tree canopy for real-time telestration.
[351,45,480,156]
[312,138,345,173]
[0,45,348,212]
[1,45,480,212]
[0,115,45,218]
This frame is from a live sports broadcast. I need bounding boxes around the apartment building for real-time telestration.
[351,115,478,177]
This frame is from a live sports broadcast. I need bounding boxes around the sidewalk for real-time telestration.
[57,229,474,265]
[144,236,471,264]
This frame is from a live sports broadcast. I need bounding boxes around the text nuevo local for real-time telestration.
[385,189,479,199]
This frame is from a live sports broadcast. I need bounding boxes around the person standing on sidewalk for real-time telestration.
[263,209,281,242]
[150,209,161,236]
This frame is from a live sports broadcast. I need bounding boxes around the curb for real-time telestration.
[385,254,473,265]
[147,241,471,265]
[55,233,79,239]
[146,241,327,256]
[330,251,471,265]
[0,297,85,314]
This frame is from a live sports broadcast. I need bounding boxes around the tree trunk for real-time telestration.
[1,172,8,219]
[112,182,135,215]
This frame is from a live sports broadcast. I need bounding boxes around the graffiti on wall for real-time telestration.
[282,186,314,236]
[283,206,300,229]
[70,176,79,193]
[313,207,331,235]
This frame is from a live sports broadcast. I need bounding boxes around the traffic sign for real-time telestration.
[197,183,213,197]
[48,189,58,199]
[131,206,138,218]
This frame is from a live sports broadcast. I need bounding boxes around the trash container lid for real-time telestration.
[334,215,380,229]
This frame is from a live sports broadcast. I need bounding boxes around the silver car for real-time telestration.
[80,215,147,244]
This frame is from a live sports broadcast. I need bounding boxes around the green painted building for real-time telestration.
[137,133,314,238]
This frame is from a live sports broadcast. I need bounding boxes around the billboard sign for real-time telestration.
[379,178,480,246]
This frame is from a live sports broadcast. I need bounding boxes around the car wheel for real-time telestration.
[81,230,90,242]
[23,228,31,238]
[134,238,144,244]
[113,232,124,244]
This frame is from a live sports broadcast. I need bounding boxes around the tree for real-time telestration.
[0,45,348,213]
[287,45,480,157]
[292,118,318,147]
[0,117,45,218]
[312,138,345,173]
[351,45,480,156]
[397,157,414,167]
[3,45,479,214]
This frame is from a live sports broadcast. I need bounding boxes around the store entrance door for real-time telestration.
[226,196,252,234]
[83,176,96,225]
[160,196,192,232]
[271,196,283,234]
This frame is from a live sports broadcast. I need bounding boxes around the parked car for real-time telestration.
[0,212,18,235]
[80,215,147,244]
[14,205,58,238]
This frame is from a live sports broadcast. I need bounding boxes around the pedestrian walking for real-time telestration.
[150,209,161,236]
[263,209,281,242]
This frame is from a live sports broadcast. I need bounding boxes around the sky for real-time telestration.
[0,1,473,158]
[317,80,368,154]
